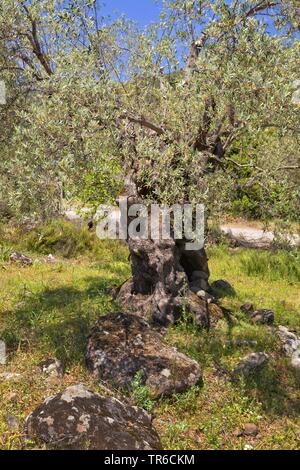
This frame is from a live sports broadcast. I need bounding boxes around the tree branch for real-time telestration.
[244,1,280,19]
[22,3,53,77]
[122,114,165,136]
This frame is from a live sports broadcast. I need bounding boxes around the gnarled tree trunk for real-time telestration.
[112,173,221,328]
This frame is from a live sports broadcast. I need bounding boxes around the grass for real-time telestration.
[0,224,299,450]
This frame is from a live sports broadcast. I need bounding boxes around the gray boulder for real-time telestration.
[25,384,161,450]
[86,312,202,398]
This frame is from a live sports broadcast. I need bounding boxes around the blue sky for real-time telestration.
[101,1,280,34]
[102,0,162,26]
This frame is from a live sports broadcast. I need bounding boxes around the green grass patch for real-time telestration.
[0,231,299,450]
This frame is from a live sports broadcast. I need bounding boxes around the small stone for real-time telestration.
[0,372,22,382]
[38,358,64,378]
[251,309,274,325]
[233,352,269,378]
[9,252,33,266]
[244,444,254,451]
[6,392,18,403]
[6,415,19,430]
[46,254,56,264]
[196,290,215,303]
[243,423,259,437]
[240,303,254,314]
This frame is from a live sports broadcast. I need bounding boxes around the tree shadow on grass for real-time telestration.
[239,363,300,418]
[1,276,119,366]
[180,320,300,419]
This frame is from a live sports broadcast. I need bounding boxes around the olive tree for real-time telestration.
[1,1,299,324]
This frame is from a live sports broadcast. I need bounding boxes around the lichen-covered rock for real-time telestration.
[86,313,202,398]
[233,352,269,378]
[208,302,226,327]
[185,292,210,327]
[25,384,161,450]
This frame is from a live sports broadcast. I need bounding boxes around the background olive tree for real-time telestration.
[0,0,299,222]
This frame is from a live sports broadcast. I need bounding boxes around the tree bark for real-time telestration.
[112,172,219,328]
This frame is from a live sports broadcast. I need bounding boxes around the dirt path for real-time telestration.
[220,223,300,248]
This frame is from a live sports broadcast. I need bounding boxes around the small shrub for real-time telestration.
[23,219,95,258]
[171,386,202,414]
[241,250,300,282]
[0,243,11,262]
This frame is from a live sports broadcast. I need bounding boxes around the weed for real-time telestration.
[131,371,155,412]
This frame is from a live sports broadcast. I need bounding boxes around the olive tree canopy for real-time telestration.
[0,0,299,219]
